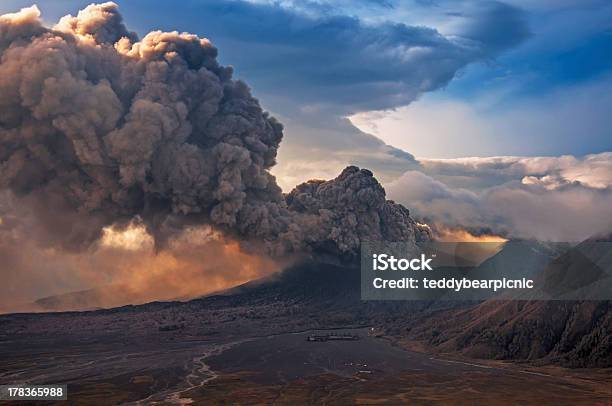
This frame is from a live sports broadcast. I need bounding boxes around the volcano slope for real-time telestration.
[397,239,612,368]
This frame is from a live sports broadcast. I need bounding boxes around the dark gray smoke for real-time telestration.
[0,3,428,257]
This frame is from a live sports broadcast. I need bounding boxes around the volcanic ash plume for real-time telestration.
[0,3,427,258]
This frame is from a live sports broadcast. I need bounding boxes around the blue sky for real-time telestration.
[1,0,610,180]
[348,0,612,158]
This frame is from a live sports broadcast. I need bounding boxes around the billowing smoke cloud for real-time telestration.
[0,3,426,260]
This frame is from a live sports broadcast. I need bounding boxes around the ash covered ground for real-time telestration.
[1,261,611,405]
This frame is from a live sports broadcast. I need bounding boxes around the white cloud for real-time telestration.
[385,153,612,241]
[421,152,612,189]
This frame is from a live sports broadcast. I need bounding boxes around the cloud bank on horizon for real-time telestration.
[386,153,612,242]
